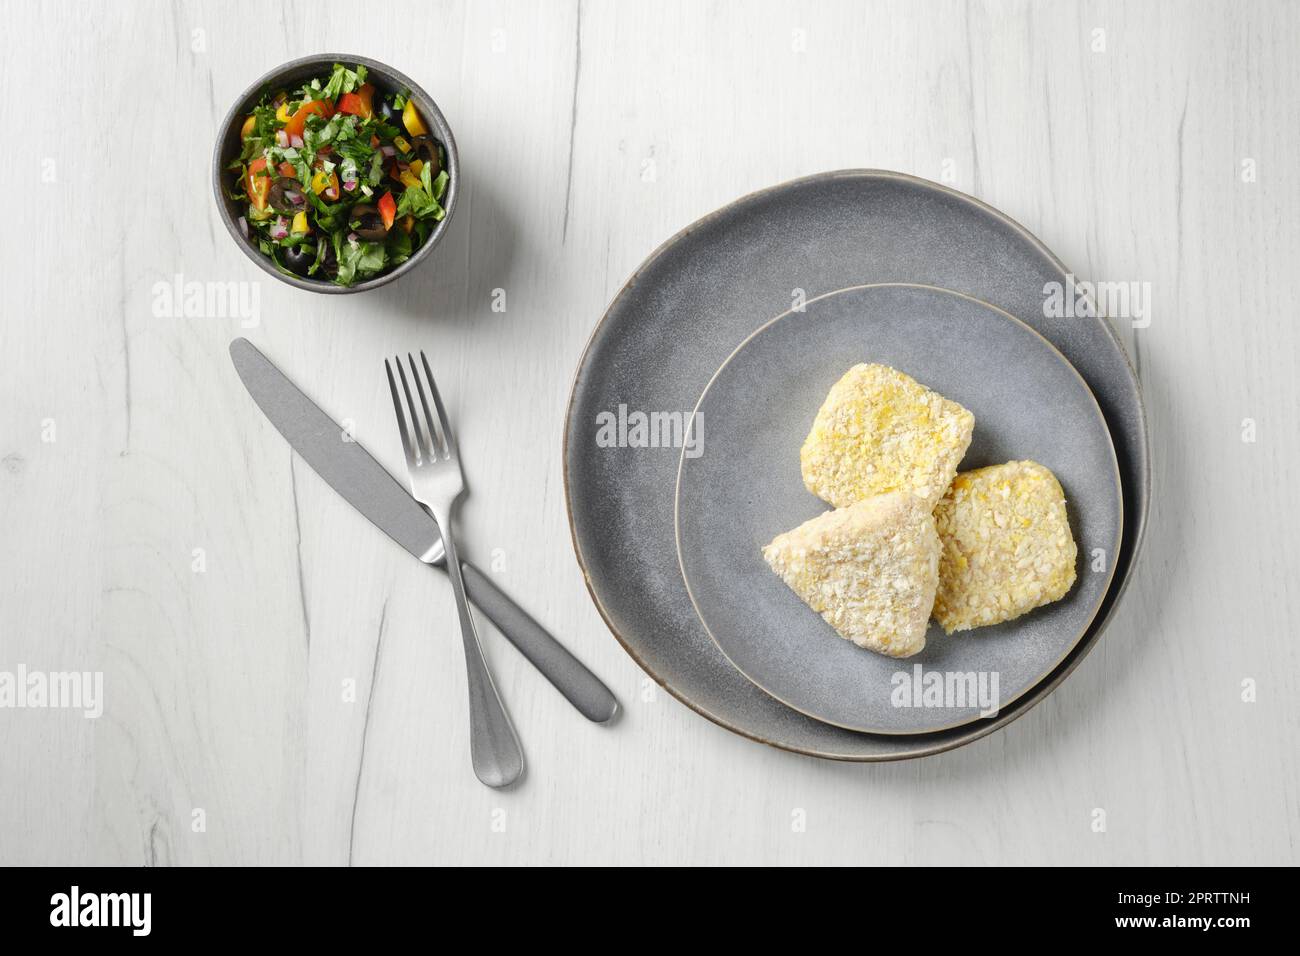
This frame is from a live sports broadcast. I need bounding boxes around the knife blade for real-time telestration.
[229,337,619,724]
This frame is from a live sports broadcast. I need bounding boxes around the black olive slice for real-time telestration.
[409,136,442,178]
[348,204,388,241]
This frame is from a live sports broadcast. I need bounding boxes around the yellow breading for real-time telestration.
[800,364,975,509]
[761,492,939,658]
[932,460,1078,634]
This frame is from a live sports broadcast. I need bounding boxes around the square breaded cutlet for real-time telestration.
[762,491,939,658]
[800,364,974,510]
[933,460,1078,634]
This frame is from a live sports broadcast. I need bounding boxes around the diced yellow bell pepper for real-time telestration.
[311,168,340,198]
[275,99,292,123]
[291,212,311,235]
[400,215,414,234]
[399,169,422,190]
[240,115,256,139]
[409,159,424,177]
[393,135,411,155]
[402,101,428,137]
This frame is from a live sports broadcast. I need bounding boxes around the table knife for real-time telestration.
[229,337,618,723]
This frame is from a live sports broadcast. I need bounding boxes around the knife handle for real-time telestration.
[455,561,620,723]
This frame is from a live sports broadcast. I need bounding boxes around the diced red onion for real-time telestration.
[344,179,357,192]
[275,130,288,147]
[290,192,305,205]
[380,145,396,157]
[270,218,289,240]
[290,134,304,148]
[347,232,359,243]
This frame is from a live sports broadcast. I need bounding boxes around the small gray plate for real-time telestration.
[676,284,1122,734]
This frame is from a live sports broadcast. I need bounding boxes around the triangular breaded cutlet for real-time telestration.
[762,492,939,658]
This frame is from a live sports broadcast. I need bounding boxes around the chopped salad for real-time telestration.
[227,63,449,286]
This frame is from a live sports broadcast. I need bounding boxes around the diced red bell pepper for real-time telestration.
[378,191,396,230]
[245,157,270,211]
[338,84,375,119]
[277,162,298,179]
[283,99,334,140]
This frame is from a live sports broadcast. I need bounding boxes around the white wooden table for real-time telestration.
[2,0,1297,866]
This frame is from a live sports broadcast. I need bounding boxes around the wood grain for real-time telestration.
[0,0,1296,865]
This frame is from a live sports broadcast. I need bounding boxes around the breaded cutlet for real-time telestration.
[933,460,1078,633]
[800,363,974,510]
[762,491,939,658]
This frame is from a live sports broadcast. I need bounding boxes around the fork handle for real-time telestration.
[458,562,620,723]
[437,518,525,789]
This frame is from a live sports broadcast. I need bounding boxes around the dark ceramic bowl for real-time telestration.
[212,53,458,294]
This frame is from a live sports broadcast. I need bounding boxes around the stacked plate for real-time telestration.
[564,170,1148,759]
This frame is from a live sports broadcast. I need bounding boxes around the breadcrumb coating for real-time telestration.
[762,492,939,658]
[800,364,975,509]
[933,460,1078,633]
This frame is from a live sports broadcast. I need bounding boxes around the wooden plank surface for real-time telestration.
[1,0,1296,865]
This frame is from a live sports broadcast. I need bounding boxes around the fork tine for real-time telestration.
[408,352,446,459]
[420,351,458,459]
[384,359,418,467]
[395,356,432,462]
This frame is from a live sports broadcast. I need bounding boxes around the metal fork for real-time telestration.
[385,352,524,789]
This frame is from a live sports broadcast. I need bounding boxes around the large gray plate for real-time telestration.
[675,284,1122,734]
[564,169,1149,760]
